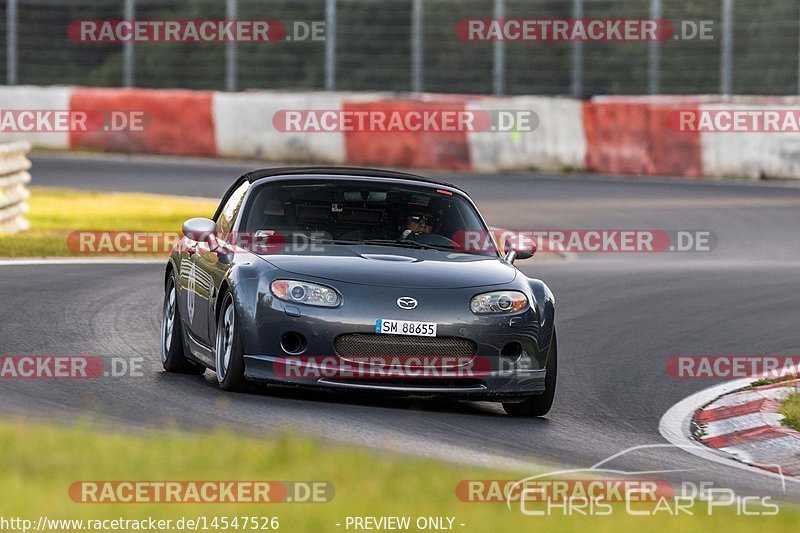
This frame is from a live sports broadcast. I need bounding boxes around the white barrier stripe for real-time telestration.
[212,91,385,163]
[0,86,74,150]
[0,202,27,217]
[699,103,800,181]
[703,412,786,438]
[0,170,31,188]
[719,436,800,464]
[0,141,32,235]
[465,96,587,173]
[704,386,791,409]
[0,185,31,207]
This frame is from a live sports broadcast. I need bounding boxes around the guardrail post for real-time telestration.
[123,0,136,87]
[6,0,18,85]
[720,0,733,95]
[325,0,337,91]
[648,0,662,94]
[226,0,239,91]
[411,0,424,93]
[492,0,505,95]
[570,0,583,97]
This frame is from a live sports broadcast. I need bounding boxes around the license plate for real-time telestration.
[375,318,437,337]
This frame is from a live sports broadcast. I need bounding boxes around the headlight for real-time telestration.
[271,280,341,307]
[470,291,527,314]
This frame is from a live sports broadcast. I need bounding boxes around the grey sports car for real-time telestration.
[161,167,557,416]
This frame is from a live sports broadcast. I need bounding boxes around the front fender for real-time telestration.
[221,257,277,354]
[528,278,556,361]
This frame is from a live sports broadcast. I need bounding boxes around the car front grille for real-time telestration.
[334,333,477,359]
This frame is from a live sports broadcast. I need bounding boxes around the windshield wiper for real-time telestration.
[308,237,456,252]
[308,238,363,245]
[360,239,455,251]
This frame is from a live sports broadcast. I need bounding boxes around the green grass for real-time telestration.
[0,420,798,532]
[0,187,217,257]
[748,375,799,389]
[780,392,800,431]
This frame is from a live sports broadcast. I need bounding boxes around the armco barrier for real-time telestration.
[5,85,800,180]
[0,141,32,234]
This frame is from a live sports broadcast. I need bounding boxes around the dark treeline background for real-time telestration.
[0,0,796,95]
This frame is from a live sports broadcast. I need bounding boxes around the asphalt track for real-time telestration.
[2,153,800,502]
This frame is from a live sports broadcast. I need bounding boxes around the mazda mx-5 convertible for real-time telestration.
[161,167,557,416]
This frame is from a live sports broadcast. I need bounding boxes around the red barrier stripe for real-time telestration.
[69,88,216,157]
[698,398,782,423]
[342,99,471,171]
[702,425,794,449]
[582,101,703,177]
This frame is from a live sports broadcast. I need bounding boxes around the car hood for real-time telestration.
[256,245,517,288]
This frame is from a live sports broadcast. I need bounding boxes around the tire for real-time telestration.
[502,329,557,417]
[215,291,248,392]
[161,273,205,375]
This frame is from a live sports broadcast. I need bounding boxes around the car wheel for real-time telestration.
[215,292,248,392]
[161,274,205,374]
[502,329,557,417]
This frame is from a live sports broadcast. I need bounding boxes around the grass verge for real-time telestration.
[748,375,800,389]
[780,391,800,431]
[0,420,797,532]
[0,187,217,257]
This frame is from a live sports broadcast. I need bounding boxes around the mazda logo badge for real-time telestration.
[397,297,418,310]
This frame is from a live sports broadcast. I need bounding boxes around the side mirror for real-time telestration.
[182,217,219,251]
[504,235,536,263]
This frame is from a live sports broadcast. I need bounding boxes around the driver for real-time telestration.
[402,209,436,237]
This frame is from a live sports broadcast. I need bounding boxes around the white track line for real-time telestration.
[659,369,800,485]
[0,258,165,266]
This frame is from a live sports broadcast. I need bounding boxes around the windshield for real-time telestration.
[239,179,498,257]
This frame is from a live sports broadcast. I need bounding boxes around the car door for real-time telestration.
[180,180,249,347]
[199,181,250,345]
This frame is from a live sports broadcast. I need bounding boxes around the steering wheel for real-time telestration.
[403,231,457,247]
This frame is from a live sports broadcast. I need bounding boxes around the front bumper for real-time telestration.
[233,277,553,400]
[243,352,546,399]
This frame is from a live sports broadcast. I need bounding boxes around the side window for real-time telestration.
[216,182,250,241]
